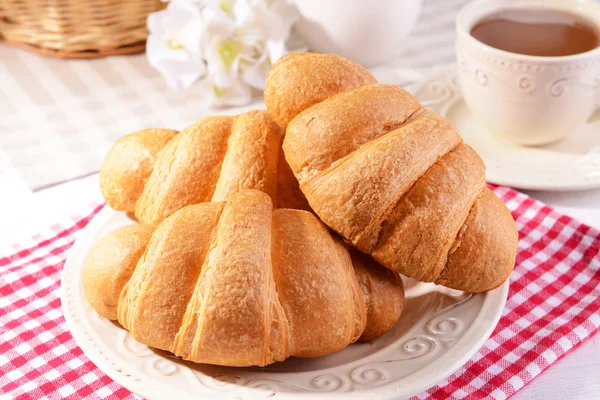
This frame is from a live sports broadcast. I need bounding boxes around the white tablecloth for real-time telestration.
[0,0,467,191]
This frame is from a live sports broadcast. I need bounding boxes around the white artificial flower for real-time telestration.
[147,0,301,106]
[146,1,206,90]
[238,39,285,90]
[205,37,252,88]
[234,0,298,43]
[202,3,235,39]
[198,74,253,107]
[203,0,234,14]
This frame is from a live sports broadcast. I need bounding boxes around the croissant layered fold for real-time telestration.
[83,190,404,367]
[100,110,310,225]
[265,53,518,292]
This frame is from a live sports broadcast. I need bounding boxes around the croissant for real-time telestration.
[264,53,518,293]
[83,190,404,367]
[100,110,310,225]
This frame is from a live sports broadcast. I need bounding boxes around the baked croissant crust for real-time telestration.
[100,110,310,225]
[264,53,518,293]
[83,190,404,367]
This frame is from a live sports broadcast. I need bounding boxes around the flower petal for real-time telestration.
[202,6,235,38]
[242,59,269,90]
[199,74,253,107]
[147,10,166,35]
[266,39,286,63]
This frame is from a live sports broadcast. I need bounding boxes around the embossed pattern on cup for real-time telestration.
[456,0,600,145]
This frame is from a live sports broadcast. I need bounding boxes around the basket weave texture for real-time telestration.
[0,0,165,58]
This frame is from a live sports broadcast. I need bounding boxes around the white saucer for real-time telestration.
[408,67,600,191]
[61,207,508,400]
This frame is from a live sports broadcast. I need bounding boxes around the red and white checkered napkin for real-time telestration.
[1,186,599,400]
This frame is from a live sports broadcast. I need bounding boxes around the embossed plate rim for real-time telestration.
[62,206,508,400]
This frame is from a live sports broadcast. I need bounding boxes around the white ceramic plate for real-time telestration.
[62,207,508,400]
[408,67,600,191]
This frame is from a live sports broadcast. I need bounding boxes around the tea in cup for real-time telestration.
[456,0,600,146]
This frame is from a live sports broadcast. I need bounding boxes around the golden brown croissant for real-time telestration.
[100,110,310,225]
[264,53,518,293]
[83,190,404,367]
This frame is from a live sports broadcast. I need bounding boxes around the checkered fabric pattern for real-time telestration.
[0,0,468,191]
[1,185,599,399]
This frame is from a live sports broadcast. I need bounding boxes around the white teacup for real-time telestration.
[456,0,600,146]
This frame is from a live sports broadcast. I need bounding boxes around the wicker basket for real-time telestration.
[0,0,165,59]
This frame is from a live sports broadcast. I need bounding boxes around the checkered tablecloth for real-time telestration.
[1,185,599,399]
[0,0,468,192]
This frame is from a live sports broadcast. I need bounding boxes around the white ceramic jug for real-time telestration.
[295,0,422,67]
